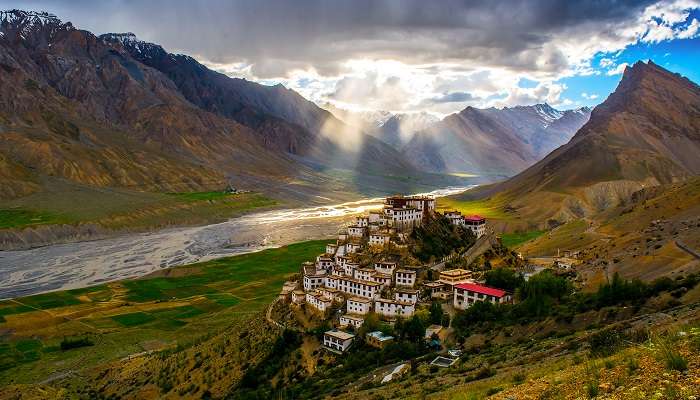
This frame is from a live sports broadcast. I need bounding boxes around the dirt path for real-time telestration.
[676,240,700,260]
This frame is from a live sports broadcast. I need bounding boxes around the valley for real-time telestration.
[0,186,470,299]
[1,4,700,400]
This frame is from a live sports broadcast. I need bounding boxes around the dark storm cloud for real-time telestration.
[2,0,659,77]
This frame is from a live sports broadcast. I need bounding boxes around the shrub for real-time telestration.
[588,328,623,357]
[486,386,503,395]
[60,336,94,351]
[625,357,639,375]
[650,332,687,372]
[512,372,526,384]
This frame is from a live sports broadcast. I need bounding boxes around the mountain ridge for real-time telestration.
[465,60,700,225]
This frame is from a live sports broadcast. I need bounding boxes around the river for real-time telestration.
[0,186,471,299]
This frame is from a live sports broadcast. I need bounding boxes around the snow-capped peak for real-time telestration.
[0,9,72,40]
[100,32,141,45]
[533,103,563,122]
[100,32,165,59]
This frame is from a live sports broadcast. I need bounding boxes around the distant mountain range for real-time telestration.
[0,10,429,201]
[0,9,592,203]
[469,60,700,223]
[326,103,590,176]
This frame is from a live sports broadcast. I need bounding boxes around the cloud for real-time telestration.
[427,92,478,104]
[5,0,699,113]
[581,92,599,100]
[607,62,629,75]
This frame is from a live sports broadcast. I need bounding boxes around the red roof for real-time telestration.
[464,215,485,222]
[455,283,506,297]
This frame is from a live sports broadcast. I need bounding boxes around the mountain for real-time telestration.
[99,33,419,177]
[0,10,430,203]
[469,61,700,223]
[322,105,438,147]
[402,104,590,176]
[369,112,440,147]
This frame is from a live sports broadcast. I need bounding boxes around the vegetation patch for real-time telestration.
[21,292,82,309]
[0,208,67,229]
[500,230,545,248]
[111,312,157,327]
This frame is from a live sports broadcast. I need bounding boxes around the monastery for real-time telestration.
[280,195,504,353]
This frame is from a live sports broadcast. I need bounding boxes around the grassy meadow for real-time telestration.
[0,240,330,384]
[499,230,546,248]
[0,180,276,232]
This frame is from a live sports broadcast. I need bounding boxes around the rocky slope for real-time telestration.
[464,61,700,224]
[403,104,590,175]
[0,10,428,203]
[99,32,419,176]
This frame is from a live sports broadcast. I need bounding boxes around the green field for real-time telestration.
[0,208,68,229]
[500,230,546,248]
[0,239,330,384]
[0,180,277,232]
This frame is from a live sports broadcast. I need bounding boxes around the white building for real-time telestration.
[306,292,332,313]
[394,269,417,287]
[374,298,415,318]
[371,272,393,288]
[343,262,359,277]
[303,273,326,291]
[346,242,362,254]
[326,243,338,255]
[347,225,366,238]
[463,215,487,238]
[384,207,423,231]
[423,281,450,300]
[444,210,465,226]
[332,276,382,299]
[291,290,306,304]
[323,330,355,352]
[339,314,364,329]
[347,297,372,315]
[354,267,375,282]
[316,255,334,270]
[369,233,391,246]
[355,216,369,227]
[453,283,511,310]
[374,261,397,275]
[394,288,419,304]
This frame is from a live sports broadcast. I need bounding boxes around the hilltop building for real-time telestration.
[323,330,355,352]
[443,211,487,238]
[453,283,511,310]
[287,194,504,344]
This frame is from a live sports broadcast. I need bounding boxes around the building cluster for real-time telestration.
[279,195,505,353]
[443,211,487,238]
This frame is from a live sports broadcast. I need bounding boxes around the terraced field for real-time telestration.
[0,240,329,384]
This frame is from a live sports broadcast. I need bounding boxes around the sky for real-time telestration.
[3,0,699,116]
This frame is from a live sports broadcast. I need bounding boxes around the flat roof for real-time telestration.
[340,314,364,321]
[464,215,486,222]
[424,281,445,287]
[367,331,394,341]
[347,297,372,303]
[337,276,382,287]
[455,283,507,297]
[325,330,355,340]
[375,298,413,306]
[395,269,416,274]
[440,269,471,276]
[395,288,419,294]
